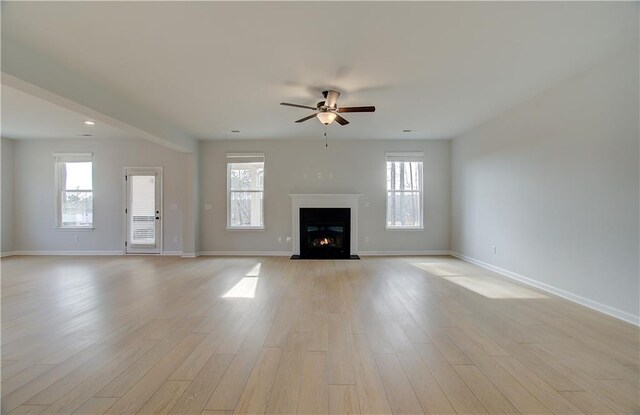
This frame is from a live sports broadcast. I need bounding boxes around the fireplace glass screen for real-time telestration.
[307,225,344,249]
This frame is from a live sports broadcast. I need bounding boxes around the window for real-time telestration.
[54,153,93,229]
[386,152,423,229]
[227,153,264,229]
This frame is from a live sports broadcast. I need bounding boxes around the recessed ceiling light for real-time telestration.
[84,120,95,126]
[77,133,93,137]
[231,130,240,133]
[402,129,413,133]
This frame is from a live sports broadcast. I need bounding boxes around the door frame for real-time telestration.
[122,167,163,255]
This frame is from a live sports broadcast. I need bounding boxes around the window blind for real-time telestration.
[130,175,156,244]
[226,153,265,164]
[385,152,424,162]
[53,152,93,163]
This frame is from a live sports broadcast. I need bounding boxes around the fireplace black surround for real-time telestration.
[296,208,354,259]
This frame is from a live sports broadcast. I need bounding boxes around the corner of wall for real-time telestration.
[1,137,16,255]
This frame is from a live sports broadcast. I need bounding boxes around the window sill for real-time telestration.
[386,226,424,231]
[55,227,95,232]
[226,226,265,231]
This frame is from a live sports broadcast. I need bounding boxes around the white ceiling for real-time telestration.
[2,1,637,141]
[1,85,138,141]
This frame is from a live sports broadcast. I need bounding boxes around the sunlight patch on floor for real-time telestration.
[443,276,548,299]
[223,263,262,298]
[223,277,259,298]
[412,262,468,276]
[246,263,261,277]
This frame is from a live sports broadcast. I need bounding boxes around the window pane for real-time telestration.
[64,162,92,190]
[230,191,263,227]
[229,162,264,191]
[386,161,421,191]
[386,191,421,228]
[61,191,93,227]
[130,176,156,245]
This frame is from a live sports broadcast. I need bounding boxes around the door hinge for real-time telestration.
[125,175,128,181]
[125,208,127,214]
[124,241,127,247]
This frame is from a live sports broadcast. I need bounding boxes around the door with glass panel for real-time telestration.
[125,168,162,254]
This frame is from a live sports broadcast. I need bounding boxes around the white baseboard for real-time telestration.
[449,251,639,327]
[8,250,186,257]
[359,250,451,256]
[196,250,450,257]
[1,251,16,257]
[10,250,123,256]
[181,252,198,258]
[198,251,290,257]
[162,251,183,256]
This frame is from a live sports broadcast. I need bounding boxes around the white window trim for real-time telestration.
[54,152,95,230]
[385,152,424,231]
[226,153,265,230]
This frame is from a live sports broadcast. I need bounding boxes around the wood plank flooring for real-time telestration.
[1,255,638,414]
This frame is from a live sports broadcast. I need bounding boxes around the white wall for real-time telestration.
[200,139,451,254]
[1,138,15,254]
[451,49,639,322]
[11,137,190,254]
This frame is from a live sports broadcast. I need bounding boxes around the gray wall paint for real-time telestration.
[200,139,451,254]
[451,50,639,320]
[11,138,189,253]
[2,138,15,253]
[182,147,200,256]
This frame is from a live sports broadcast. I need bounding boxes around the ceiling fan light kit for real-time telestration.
[281,89,375,126]
[317,112,337,125]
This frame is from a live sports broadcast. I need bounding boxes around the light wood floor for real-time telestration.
[1,255,638,414]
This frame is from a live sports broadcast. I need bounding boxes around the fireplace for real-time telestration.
[289,194,361,259]
[299,208,351,259]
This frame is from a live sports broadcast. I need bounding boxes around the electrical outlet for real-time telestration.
[492,246,497,254]
[74,235,79,243]
[204,204,212,210]
[328,172,334,179]
[317,172,322,179]
[278,237,282,242]
[365,236,370,243]
[174,236,179,242]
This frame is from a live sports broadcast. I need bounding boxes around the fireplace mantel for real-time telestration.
[289,194,362,256]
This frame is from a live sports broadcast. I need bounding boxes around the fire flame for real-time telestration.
[319,238,332,246]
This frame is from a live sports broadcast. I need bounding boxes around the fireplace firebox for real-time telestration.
[299,208,351,259]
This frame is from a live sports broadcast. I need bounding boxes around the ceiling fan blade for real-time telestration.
[335,114,349,126]
[295,114,317,123]
[281,102,317,110]
[337,106,376,113]
[325,90,340,108]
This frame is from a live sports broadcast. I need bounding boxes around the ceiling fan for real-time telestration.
[280,90,375,126]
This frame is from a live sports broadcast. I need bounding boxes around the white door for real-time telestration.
[125,168,162,254]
